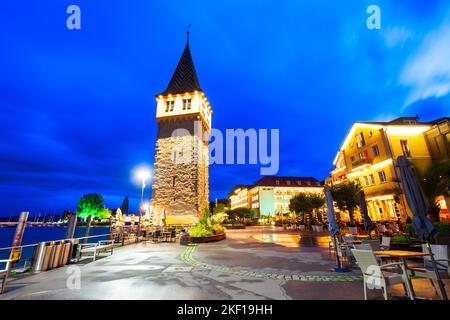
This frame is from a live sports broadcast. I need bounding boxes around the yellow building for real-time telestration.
[331,117,433,222]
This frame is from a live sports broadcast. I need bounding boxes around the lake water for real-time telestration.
[0,226,111,261]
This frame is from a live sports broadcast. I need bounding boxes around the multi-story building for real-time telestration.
[229,176,323,217]
[424,118,450,222]
[330,116,448,222]
[229,185,251,211]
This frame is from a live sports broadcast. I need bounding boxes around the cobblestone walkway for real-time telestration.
[181,244,363,282]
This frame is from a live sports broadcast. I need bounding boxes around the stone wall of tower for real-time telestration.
[151,118,210,225]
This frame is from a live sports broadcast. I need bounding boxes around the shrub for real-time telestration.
[212,224,225,234]
[435,222,450,236]
[405,223,414,236]
[189,225,213,237]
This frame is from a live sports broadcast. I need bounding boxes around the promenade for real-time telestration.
[1,227,448,300]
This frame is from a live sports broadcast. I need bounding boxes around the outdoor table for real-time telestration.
[354,235,370,239]
[161,232,172,242]
[345,240,363,245]
[374,250,430,300]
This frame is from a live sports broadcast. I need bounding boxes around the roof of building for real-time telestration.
[332,116,433,165]
[430,117,450,125]
[253,176,322,188]
[158,33,202,96]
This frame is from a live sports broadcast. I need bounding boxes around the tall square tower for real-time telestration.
[151,34,212,225]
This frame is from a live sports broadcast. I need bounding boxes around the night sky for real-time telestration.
[1,1,449,216]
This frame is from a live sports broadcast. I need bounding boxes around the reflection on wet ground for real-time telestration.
[252,233,331,248]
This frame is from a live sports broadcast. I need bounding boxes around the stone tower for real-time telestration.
[151,33,212,225]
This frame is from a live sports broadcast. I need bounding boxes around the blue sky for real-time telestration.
[1,1,449,216]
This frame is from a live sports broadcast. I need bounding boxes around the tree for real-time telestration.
[330,181,361,225]
[419,160,450,222]
[309,193,326,223]
[289,192,325,226]
[62,210,72,222]
[120,197,129,215]
[75,193,110,221]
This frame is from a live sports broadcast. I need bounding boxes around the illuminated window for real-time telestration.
[165,101,174,112]
[372,145,380,157]
[378,171,387,183]
[286,180,291,185]
[404,120,416,125]
[400,140,411,157]
[182,98,191,110]
[363,176,369,186]
[275,180,280,185]
[369,174,375,185]
[356,133,366,148]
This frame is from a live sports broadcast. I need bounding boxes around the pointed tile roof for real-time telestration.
[159,33,202,96]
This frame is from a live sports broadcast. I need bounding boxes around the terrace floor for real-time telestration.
[1,226,449,300]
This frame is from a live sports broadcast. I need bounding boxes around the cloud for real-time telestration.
[400,21,450,108]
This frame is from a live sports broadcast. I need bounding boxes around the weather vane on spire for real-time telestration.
[187,24,192,38]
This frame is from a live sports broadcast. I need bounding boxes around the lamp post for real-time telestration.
[134,166,151,238]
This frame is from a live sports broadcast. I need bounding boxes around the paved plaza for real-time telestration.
[1,226,449,300]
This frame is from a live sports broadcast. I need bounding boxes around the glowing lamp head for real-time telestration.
[133,165,152,185]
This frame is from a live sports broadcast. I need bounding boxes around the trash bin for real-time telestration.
[49,241,63,269]
[69,239,79,262]
[180,233,190,246]
[59,240,72,266]
[32,242,47,272]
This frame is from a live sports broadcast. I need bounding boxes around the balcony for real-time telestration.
[351,158,372,170]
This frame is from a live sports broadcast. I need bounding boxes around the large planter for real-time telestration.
[348,227,358,235]
[224,224,246,230]
[186,233,226,244]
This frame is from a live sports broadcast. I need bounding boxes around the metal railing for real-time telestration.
[0,231,131,273]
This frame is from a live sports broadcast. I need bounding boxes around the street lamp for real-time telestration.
[134,166,151,237]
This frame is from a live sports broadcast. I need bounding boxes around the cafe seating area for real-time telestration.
[334,233,450,300]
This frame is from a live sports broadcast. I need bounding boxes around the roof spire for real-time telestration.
[187,24,192,44]
[158,28,202,96]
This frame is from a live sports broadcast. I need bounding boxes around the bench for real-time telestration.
[78,240,115,261]
[0,260,11,294]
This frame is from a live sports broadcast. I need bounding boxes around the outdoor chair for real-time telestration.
[351,249,410,300]
[169,229,177,242]
[152,230,161,242]
[377,225,387,235]
[362,239,381,251]
[381,236,391,250]
[354,244,373,251]
[0,260,11,294]
[408,244,450,296]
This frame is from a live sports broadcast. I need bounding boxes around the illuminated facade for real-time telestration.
[331,117,443,222]
[151,34,212,225]
[424,118,450,222]
[229,186,251,211]
[229,177,323,217]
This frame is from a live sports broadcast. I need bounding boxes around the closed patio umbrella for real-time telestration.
[358,191,374,235]
[160,208,166,228]
[325,186,348,272]
[396,156,447,300]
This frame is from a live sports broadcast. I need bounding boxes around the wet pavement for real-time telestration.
[1,226,448,300]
